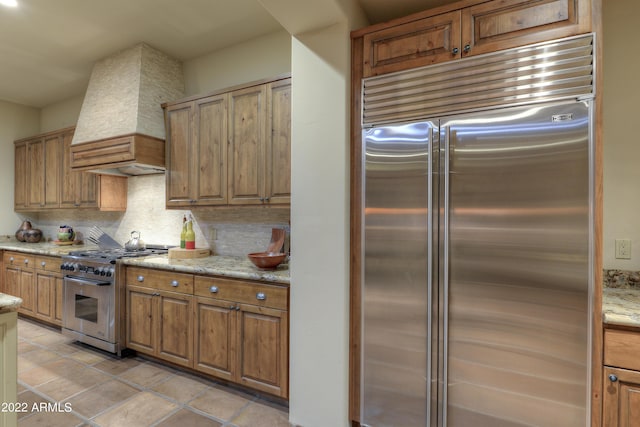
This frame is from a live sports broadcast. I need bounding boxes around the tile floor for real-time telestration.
[16,318,290,427]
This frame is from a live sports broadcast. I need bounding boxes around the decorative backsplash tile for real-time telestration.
[22,174,290,257]
[603,269,640,289]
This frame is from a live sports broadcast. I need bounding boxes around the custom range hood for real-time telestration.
[71,43,184,176]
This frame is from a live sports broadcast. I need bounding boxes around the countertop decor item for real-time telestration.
[15,220,32,242]
[168,247,210,259]
[248,252,286,270]
[23,228,43,243]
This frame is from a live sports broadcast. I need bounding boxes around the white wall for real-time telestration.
[603,0,640,269]
[183,29,291,96]
[40,95,84,133]
[0,101,40,235]
[288,22,351,427]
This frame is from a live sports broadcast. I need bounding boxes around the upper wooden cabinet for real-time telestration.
[14,127,127,212]
[357,0,591,77]
[163,75,291,208]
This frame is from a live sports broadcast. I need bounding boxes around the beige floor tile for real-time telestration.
[231,400,290,427]
[19,358,85,387]
[17,382,26,393]
[92,391,178,427]
[18,340,40,354]
[18,356,38,373]
[118,362,174,388]
[155,408,223,427]
[30,331,74,347]
[35,367,111,401]
[64,379,140,418]
[16,390,49,420]
[18,410,84,427]
[19,348,61,365]
[151,374,210,403]
[93,356,141,376]
[68,348,110,365]
[188,386,253,422]
[48,341,86,355]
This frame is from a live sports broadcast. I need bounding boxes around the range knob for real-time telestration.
[94,268,101,275]
[105,268,114,277]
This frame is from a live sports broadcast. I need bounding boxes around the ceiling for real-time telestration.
[0,0,449,108]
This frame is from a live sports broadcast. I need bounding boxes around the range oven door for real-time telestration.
[63,276,114,343]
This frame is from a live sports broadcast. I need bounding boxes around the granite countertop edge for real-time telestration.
[603,287,640,328]
[0,293,22,313]
[0,241,290,286]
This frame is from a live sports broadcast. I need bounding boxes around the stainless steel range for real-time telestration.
[60,246,169,354]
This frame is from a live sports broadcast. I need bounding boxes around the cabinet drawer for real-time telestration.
[604,328,640,371]
[126,267,194,294]
[194,276,288,310]
[4,252,34,270]
[35,255,61,273]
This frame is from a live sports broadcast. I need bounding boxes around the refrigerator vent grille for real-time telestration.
[362,34,594,126]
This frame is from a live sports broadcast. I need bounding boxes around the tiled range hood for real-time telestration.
[71,43,184,176]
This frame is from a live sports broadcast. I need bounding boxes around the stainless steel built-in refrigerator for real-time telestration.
[360,35,594,427]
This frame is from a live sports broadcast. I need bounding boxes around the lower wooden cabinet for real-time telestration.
[604,328,640,426]
[125,266,289,398]
[2,252,63,326]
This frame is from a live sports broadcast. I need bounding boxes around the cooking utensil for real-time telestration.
[124,231,146,251]
[266,228,286,253]
[88,226,121,250]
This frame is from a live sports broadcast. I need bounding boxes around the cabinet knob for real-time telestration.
[229,305,235,310]
[9,257,14,262]
[264,197,270,202]
[24,259,29,265]
[609,374,618,382]
[464,44,471,53]
[41,261,46,267]
[452,47,459,55]
[209,286,219,293]
[235,306,240,311]
[137,275,144,282]
[256,292,266,301]
[171,280,179,287]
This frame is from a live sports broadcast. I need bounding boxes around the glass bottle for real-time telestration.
[185,219,195,249]
[180,214,187,248]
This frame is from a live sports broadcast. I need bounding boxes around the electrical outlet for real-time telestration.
[615,239,631,259]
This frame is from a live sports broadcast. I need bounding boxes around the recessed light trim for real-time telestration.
[0,0,18,7]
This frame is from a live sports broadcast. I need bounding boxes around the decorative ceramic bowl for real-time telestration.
[23,229,43,243]
[247,252,287,269]
[57,232,74,242]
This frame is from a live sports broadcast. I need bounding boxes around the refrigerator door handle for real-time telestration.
[441,124,451,427]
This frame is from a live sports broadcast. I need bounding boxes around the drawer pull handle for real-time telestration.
[609,374,618,383]
[209,286,219,293]
[256,292,266,301]
[171,280,179,287]
[137,275,144,282]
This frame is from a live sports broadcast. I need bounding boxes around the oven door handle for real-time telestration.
[64,276,111,287]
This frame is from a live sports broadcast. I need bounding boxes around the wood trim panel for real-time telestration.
[70,133,165,170]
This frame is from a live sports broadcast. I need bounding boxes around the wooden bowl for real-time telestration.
[248,252,286,269]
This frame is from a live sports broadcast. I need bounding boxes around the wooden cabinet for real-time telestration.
[15,127,127,212]
[124,265,289,398]
[163,75,291,207]
[358,0,591,77]
[3,252,35,316]
[125,267,194,368]
[194,276,288,397]
[165,94,228,207]
[2,252,62,326]
[604,328,640,426]
[33,256,64,326]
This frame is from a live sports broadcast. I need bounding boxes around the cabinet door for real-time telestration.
[194,296,237,381]
[195,95,228,205]
[363,10,461,77]
[165,103,194,206]
[43,134,62,208]
[228,85,267,205]
[126,286,156,354]
[27,139,45,209]
[4,268,20,299]
[14,142,28,210]
[54,275,63,324]
[157,290,193,368]
[35,272,54,320]
[237,304,288,398]
[461,0,590,58]
[61,130,99,208]
[265,79,291,205]
[604,367,640,427]
[18,270,35,315]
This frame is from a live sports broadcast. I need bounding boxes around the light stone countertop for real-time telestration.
[121,255,290,285]
[0,241,289,285]
[603,287,640,328]
[0,293,22,313]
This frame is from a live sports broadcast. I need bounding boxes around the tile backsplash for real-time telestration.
[21,174,290,257]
